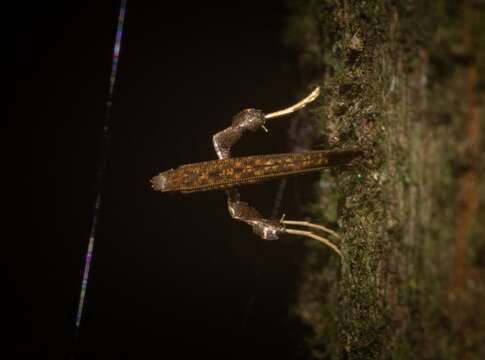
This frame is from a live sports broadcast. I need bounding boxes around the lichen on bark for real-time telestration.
[285,1,485,359]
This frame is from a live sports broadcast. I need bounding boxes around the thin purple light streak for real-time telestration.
[75,0,127,334]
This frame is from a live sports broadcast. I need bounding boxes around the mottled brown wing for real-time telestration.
[159,149,363,194]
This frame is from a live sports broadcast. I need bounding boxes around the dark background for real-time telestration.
[21,1,317,358]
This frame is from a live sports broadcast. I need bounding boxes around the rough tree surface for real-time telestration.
[285,1,485,359]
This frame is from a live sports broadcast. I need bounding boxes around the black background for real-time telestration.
[20,1,317,358]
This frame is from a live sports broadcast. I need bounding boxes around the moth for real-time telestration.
[151,87,363,256]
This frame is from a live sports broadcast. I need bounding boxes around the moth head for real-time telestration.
[150,170,175,192]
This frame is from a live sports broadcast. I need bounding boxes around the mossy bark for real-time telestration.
[286,1,485,359]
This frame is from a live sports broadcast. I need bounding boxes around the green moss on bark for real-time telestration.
[286,1,485,359]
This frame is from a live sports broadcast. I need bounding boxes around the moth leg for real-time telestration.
[212,109,267,160]
[226,189,285,240]
[281,220,341,240]
[284,228,341,258]
[226,189,341,257]
[265,86,320,120]
[212,86,320,160]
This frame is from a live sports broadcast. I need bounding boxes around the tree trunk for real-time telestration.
[286,1,485,359]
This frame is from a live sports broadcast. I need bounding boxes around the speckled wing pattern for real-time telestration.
[154,149,362,194]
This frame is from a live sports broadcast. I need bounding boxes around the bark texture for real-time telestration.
[285,1,485,359]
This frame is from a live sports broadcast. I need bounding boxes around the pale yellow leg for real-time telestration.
[282,220,341,240]
[265,87,320,120]
[284,228,341,258]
